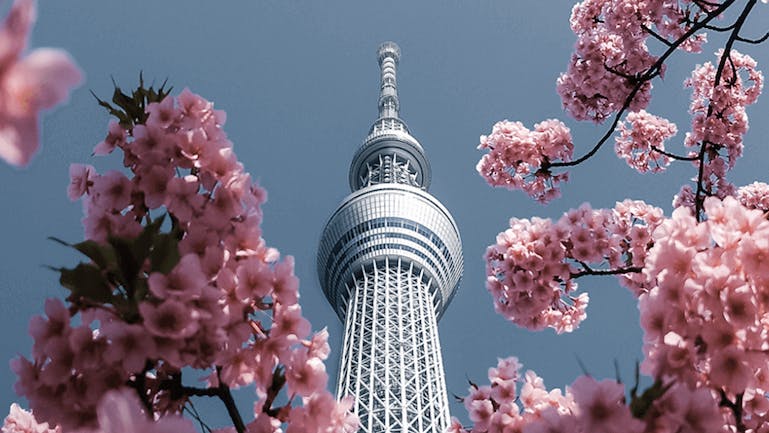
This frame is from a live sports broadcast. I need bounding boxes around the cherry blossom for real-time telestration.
[0,0,81,167]
[484,200,662,333]
[2,404,59,433]
[615,110,677,173]
[12,89,357,433]
[476,119,573,203]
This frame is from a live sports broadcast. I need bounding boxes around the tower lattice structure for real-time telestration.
[317,42,463,433]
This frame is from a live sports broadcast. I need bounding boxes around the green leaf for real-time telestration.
[150,233,180,274]
[49,237,118,271]
[92,75,174,128]
[629,379,672,418]
[132,214,165,266]
[109,236,141,291]
[59,263,113,304]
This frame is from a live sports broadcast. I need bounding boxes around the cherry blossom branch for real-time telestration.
[703,23,738,32]
[571,265,642,279]
[694,0,758,218]
[164,368,246,433]
[718,389,746,433]
[649,145,698,161]
[641,25,673,47]
[547,0,737,170]
[736,31,769,44]
[692,0,722,9]
[183,401,213,433]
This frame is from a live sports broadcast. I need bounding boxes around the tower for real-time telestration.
[317,42,463,433]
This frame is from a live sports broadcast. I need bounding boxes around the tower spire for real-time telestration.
[377,41,401,119]
[318,43,463,433]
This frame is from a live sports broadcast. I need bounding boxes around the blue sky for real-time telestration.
[0,0,768,428]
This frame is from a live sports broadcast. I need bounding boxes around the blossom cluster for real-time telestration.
[455,357,724,433]
[674,50,764,210]
[484,200,663,333]
[11,90,357,433]
[559,0,707,123]
[476,119,573,203]
[614,110,677,173]
[737,181,769,213]
[0,0,82,167]
[640,196,769,429]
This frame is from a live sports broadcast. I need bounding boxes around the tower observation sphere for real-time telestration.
[317,42,463,433]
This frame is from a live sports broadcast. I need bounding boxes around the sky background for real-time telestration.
[0,0,768,429]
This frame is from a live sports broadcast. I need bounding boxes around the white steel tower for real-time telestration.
[317,42,463,433]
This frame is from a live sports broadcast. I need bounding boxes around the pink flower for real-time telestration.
[93,121,126,156]
[2,403,60,433]
[569,376,642,433]
[139,299,200,339]
[285,351,328,398]
[67,163,95,201]
[93,389,196,433]
[90,171,133,211]
[476,119,573,203]
[0,0,82,167]
[614,110,677,173]
[147,254,208,301]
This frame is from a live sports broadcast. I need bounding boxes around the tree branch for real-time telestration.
[694,0,758,220]
[650,146,698,161]
[548,0,737,170]
[642,25,673,47]
[571,265,643,279]
[719,389,746,433]
[736,31,769,44]
[162,368,247,433]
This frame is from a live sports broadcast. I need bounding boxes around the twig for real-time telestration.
[694,0,758,220]
[650,146,698,161]
[548,0,737,170]
[736,31,769,44]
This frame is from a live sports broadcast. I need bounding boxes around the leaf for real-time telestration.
[48,237,118,271]
[629,379,672,418]
[132,214,165,266]
[109,236,141,291]
[59,263,113,304]
[150,233,180,274]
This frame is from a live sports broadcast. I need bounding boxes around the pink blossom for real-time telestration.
[285,351,328,398]
[164,175,204,223]
[92,389,196,433]
[476,119,573,203]
[148,253,208,301]
[139,299,200,339]
[90,171,133,211]
[2,404,60,433]
[67,164,95,201]
[93,121,126,156]
[485,200,661,332]
[0,0,81,167]
[615,110,677,173]
[16,88,356,432]
[235,257,273,301]
[569,376,642,433]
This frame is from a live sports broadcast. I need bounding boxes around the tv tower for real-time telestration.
[317,42,463,433]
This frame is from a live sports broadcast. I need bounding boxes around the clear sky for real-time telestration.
[0,0,768,428]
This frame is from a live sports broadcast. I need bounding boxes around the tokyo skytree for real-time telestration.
[317,42,464,433]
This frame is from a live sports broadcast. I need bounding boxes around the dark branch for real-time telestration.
[736,31,769,44]
[571,265,643,279]
[703,23,738,31]
[719,389,746,432]
[642,25,673,47]
[549,0,737,170]
[650,146,698,161]
[694,0,758,220]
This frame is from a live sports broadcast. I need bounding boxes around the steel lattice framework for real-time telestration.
[318,42,463,433]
